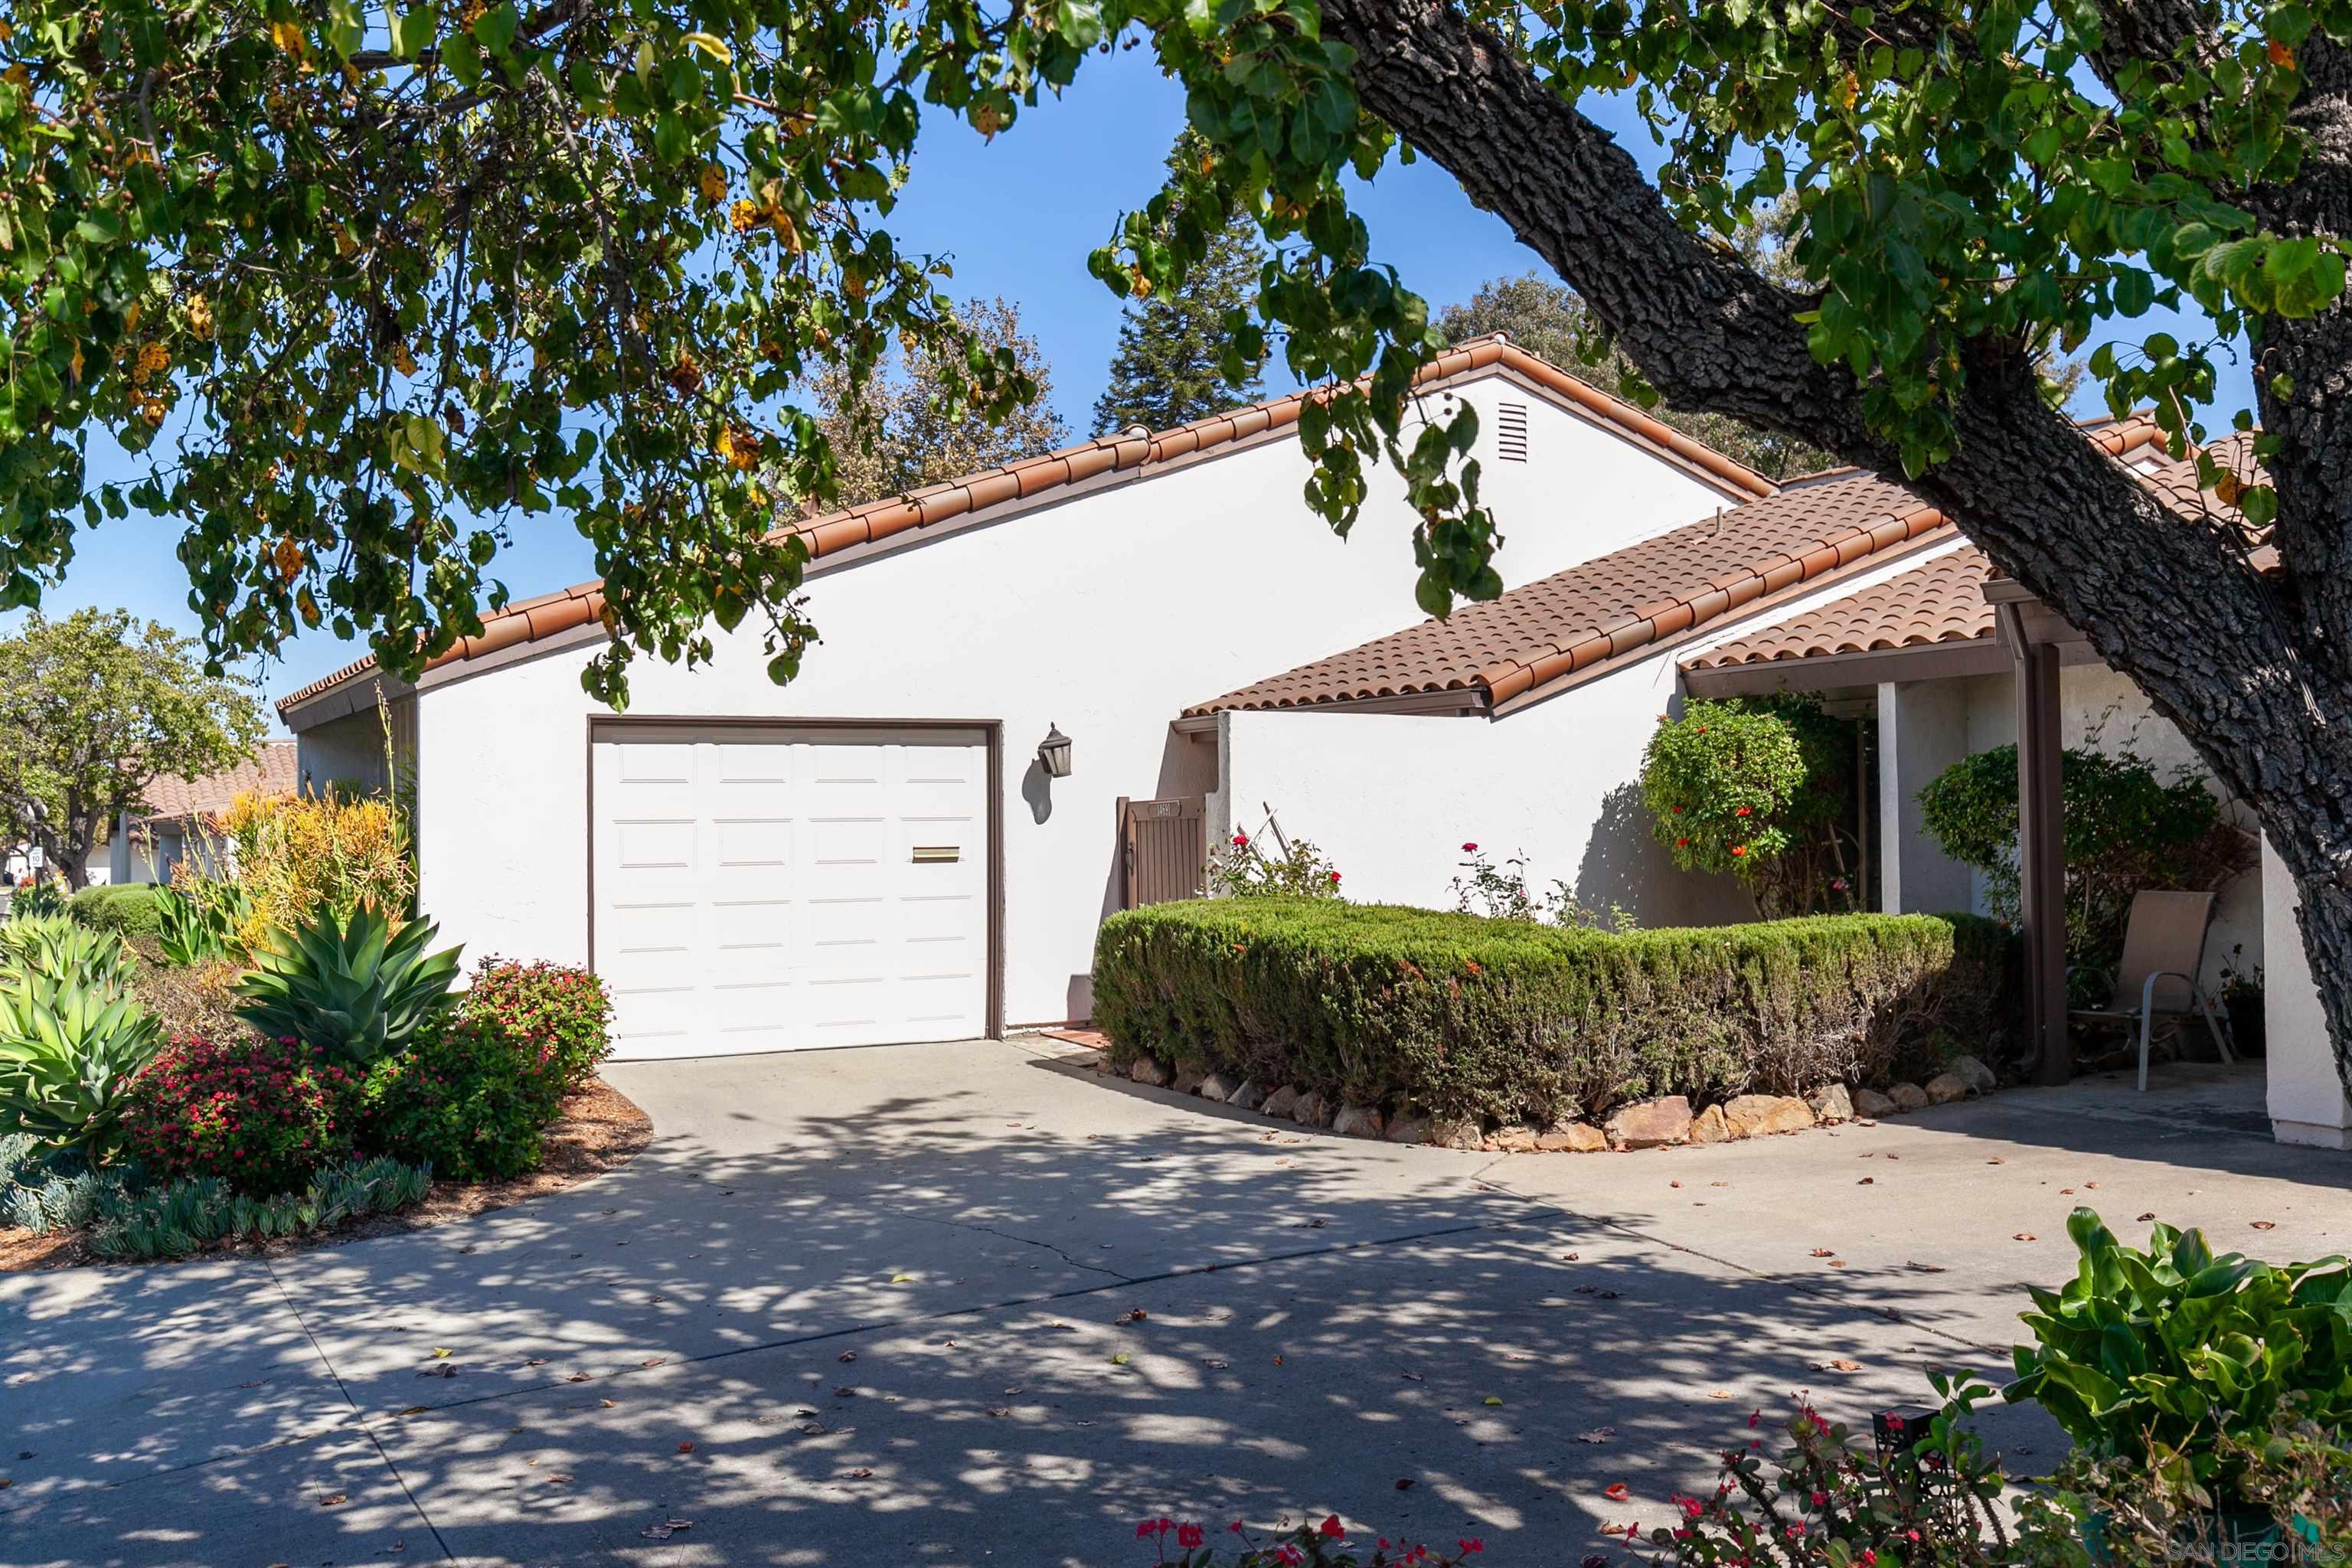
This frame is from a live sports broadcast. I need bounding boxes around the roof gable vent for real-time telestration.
[1497,400,1529,462]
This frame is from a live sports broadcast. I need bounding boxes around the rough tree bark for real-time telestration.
[1317,0,2352,1100]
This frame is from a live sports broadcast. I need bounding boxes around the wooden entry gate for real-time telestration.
[1116,795,1205,909]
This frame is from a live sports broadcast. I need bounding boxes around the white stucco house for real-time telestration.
[279,337,1768,1053]
[105,741,299,885]
[277,340,2347,1151]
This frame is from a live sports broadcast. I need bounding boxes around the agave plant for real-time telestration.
[234,904,462,1066]
[154,880,250,967]
[0,914,130,989]
[0,973,166,1164]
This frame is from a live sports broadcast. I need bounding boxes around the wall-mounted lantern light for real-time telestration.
[1038,723,1073,779]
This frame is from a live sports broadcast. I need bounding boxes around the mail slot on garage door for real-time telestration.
[1118,795,1204,909]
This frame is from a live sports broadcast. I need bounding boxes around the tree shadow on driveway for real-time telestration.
[2,1043,2070,1567]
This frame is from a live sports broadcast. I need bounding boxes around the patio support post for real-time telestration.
[2001,602,2070,1085]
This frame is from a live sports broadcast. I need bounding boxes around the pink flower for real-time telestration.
[1232,833,1249,848]
[1328,871,1341,884]
[1462,841,1478,852]
[1320,1517,1345,1540]
[1178,1524,1204,1549]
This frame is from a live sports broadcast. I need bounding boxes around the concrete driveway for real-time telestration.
[3,1040,2345,1568]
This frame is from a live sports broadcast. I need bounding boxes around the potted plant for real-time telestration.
[2219,944,2265,1059]
[2004,1210,2352,1558]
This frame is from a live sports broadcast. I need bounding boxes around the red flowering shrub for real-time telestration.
[1635,1380,2079,1568]
[1138,1514,1483,1567]
[122,1034,360,1196]
[461,958,614,1091]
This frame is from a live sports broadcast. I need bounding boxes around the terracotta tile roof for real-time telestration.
[276,337,1774,717]
[134,740,298,824]
[1679,429,2273,675]
[1683,546,1992,669]
[1188,470,1949,715]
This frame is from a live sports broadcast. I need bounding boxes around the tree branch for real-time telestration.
[1316,0,2341,861]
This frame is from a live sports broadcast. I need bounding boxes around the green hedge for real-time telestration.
[1092,899,2017,1126]
[69,883,165,937]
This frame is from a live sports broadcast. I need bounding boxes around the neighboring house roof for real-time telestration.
[276,336,1774,720]
[1683,546,1994,671]
[134,740,298,825]
[1187,469,1951,717]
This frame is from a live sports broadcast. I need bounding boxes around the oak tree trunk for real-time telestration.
[1321,0,2352,1103]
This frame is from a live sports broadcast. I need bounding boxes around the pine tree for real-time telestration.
[1091,133,1269,435]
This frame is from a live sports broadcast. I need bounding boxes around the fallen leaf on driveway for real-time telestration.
[1605,1483,1630,1501]
[838,1351,858,1364]
[1483,1396,1503,1406]
[432,1348,452,1359]
[677,1442,694,1453]
[600,1400,617,1409]
[1857,1177,1875,1185]
[1821,1359,1862,1373]
[397,1406,428,1416]
[1809,1248,1836,1258]
[2014,1233,2037,1242]
[1707,1390,1733,1400]
[640,1518,694,1540]
[567,1373,591,1383]
[1577,1427,1616,1443]
[1904,1261,1946,1273]
[1111,1354,1131,1367]
[835,1387,858,1397]
[987,1406,1011,1418]
[1398,1370,1421,1381]
[1396,1478,1415,1490]
[641,1359,665,1369]
[1987,1158,2004,1165]
[2252,1220,2278,1230]
[2138,1212,2158,1222]
[1829,1260,1848,1269]
[318,1494,348,1508]
[890,1274,916,1284]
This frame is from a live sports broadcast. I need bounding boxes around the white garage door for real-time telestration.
[590,723,992,1059]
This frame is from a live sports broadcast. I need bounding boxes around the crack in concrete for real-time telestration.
[898,1210,1138,1282]
[260,1255,462,1563]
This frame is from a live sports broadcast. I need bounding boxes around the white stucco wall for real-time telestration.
[1220,547,1964,925]
[2261,836,2352,1148]
[1222,646,1753,926]
[1877,680,1975,916]
[1952,665,2264,991]
[399,368,1735,1030]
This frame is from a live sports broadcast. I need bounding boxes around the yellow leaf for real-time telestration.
[68,340,83,385]
[390,341,417,377]
[681,31,732,64]
[433,1347,452,1358]
[269,18,307,56]
[698,163,729,205]
[1483,1396,1503,1406]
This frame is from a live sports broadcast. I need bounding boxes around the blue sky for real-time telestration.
[44,48,2252,729]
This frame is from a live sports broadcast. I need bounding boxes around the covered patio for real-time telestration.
[1682,521,2352,1152]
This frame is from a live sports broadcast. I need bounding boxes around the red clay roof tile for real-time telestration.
[1189,471,1948,716]
[274,337,1777,717]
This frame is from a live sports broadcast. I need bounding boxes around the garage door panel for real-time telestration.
[593,727,989,1058]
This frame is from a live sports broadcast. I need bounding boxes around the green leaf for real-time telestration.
[471,0,518,56]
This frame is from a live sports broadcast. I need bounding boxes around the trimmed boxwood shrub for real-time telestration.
[1092,898,2016,1127]
[70,883,165,937]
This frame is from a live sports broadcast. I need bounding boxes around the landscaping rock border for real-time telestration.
[1084,1044,2004,1158]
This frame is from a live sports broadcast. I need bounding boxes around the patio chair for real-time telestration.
[2068,889,2234,1092]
